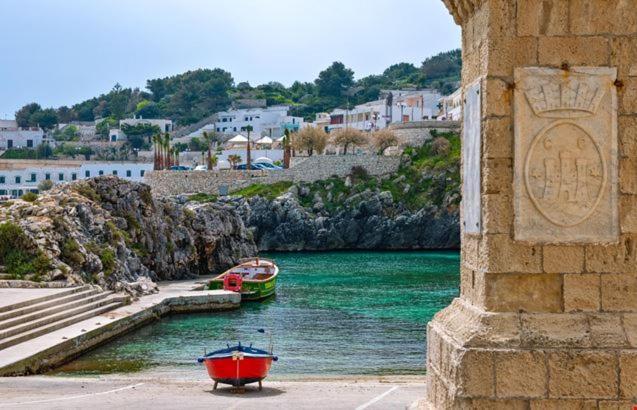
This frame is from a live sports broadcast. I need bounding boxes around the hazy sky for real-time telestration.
[0,0,460,118]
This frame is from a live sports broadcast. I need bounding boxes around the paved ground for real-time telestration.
[0,375,425,409]
[0,288,71,310]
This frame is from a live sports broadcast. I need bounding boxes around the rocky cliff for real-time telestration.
[0,177,256,293]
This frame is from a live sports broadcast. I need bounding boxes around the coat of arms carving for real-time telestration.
[514,67,618,243]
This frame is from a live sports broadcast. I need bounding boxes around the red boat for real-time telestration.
[197,336,277,390]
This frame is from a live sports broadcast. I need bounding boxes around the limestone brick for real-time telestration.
[620,157,637,195]
[538,36,610,67]
[563,273,600,312]
[482,194,512,235]
[529,399,597,410]
[487,36,538,77]
[484,77,512,118]
[456,350,495,397]
[620,195,637,234]
[543,246,584,274]
[494,350,547,398]
[601,273,637,312]
[611,37,637,81]
[624,314,637,348]
[619,116,637,159]
[588,313,629,348]
[619,78,637,115]
[570,0,637,36]
[547,351,618,399]
[483,117,512,159]
[486,273,561,313]
[585,237,637,274]
[483,158,512,195]
[520,313,590,348]
[621,351,637,399]
[516,0,569,37]
[458,398,529,409]
[461,234,481,271]
[598,401,636,410]
[481,234,542,274]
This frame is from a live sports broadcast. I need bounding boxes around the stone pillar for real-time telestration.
[423,1,637,408]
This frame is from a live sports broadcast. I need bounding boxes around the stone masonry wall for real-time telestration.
[144,155,401,197]
[422,1,637,409]
[389,120,460,147]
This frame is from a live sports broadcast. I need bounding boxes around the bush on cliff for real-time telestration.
[0,222,51,279]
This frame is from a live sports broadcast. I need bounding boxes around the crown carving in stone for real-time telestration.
[524,81,606,119]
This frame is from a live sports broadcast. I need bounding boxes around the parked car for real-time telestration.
[254,162,283,170]
[170,165,192,171]
[194,165,208,171]
[236,163,267,170]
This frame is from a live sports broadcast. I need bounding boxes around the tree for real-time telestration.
[37,179,54,191]
[202,131,217,171]
[283,128,291,169]
[121,123,160,148]
[56,106,76,123]
[291,127,328,156]
[109,83,128,120]
[245,125,253,170]
[54,125,80,142]
[227,154,242,169]
[36,143,53,159]
[15,103,41,127]
[315,62,354,106]
[29,108,59,131]
[372,129,398,155]
[332,128,368,155]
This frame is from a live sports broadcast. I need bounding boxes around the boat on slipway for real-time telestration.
[208,257,278,301]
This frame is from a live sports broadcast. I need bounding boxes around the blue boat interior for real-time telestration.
[197,342,278,362]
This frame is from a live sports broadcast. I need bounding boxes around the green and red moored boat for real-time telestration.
[208,257,278,301]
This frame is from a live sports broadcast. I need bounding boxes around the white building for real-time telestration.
[214,106,305,138]
[0,160,154,198]
[326,89,443,132]
[0,120,46,149]
[119,117,173,133]
[438,88,462,121]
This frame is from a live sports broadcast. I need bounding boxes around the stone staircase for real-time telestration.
[0,285,130,351]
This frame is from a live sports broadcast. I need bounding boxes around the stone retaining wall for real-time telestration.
[145,154,401,197]
[389,120,460,147]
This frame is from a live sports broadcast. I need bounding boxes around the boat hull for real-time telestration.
[209,274,277,301]
[201,356,273,387]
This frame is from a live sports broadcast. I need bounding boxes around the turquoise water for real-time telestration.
[55,251,459,376]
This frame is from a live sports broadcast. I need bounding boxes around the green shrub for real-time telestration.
[187,193,218,203]
[60,238,85,268]
[233,181,293,200]
[0,222,52,278]
[99,248,116,276]
[37,179,54,191]
[20,192,38,202]
[73,183,101,202]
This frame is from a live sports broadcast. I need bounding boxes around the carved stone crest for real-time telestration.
[514,67,618,243]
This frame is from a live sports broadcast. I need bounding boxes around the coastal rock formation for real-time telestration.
[0,177,256,293]
[225,186,460,251]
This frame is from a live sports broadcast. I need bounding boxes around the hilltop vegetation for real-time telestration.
[15,49,461,127]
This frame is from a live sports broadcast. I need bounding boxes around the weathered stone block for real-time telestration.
[481,234,542,274]
[620,157,637,194]
[521,313,590,348]
[588,314,629,348]
[624,314,637,348]
[601,273,637,312]
[547,351,618,399]
[483,117,512,159]
[619,115,637,158]
[619,78,637,115]
[483,158,512,195]
[598,401,636,410]
[459,398,529,410]
[563,273,600,312]
[513,67,619,243]
[611,37,637,82]
[516,0,569,36]
[484,78,512,118]
[543,245,584,273]
[486,273,561,313]
[538,36,610,67]
[457,349,495,397]
[586,236,637,274]
[620,195,637,234]
[570,0,637,35]
[495,350,547,398]
[529,399,597,410]
[482,194,512,234]
[620,351,637,399]
[487,36,538,77]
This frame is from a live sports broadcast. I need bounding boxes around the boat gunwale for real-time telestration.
[209,259,279,284]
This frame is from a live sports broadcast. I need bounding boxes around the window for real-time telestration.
[245,117,249,121]
[71,173,77,181]
[58,173,64,181]
[140,170,145,177]
[112,170,118,176]
[0,190,5,195]
[7,140,13,148]
[27,139,33,148]
[233,127,237,132]
[126,170,131,177]
[29,173,36,182]
[45,173,50,180]
[111,135,117,142]
[99,170,104,176]
[0,176,4,184]
[222,118,227,122]
[15,176,21,184]
[216,127,221,132]
[85,170,90,178]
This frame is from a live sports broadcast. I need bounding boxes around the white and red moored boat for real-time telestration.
[197,330,277,390]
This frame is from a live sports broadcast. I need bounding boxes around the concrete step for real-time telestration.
[0,286,92,314]
[0,288,102,322]
[0,274,12,280]
[0,295,123,341]
[0,299,128,351]
[0,291,112,331]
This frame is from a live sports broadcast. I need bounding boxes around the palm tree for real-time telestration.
[203,131,216,171]
[152,134,160,170]
[228,154,241,169]
[245,125,253,170]
[283,129,291,169]
[163,133,171,169]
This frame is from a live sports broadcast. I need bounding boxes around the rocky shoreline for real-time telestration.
[0,177,256,294]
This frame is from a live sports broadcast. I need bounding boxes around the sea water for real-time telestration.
[54,251,459,377]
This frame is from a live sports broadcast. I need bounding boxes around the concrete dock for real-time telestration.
[0,375,426,409]
[0,280,240,376]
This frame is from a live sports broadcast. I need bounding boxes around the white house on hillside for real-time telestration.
[438,88,462,121]
[0,119,45,149]
[213,106,305,138]
[119,117,173,133]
